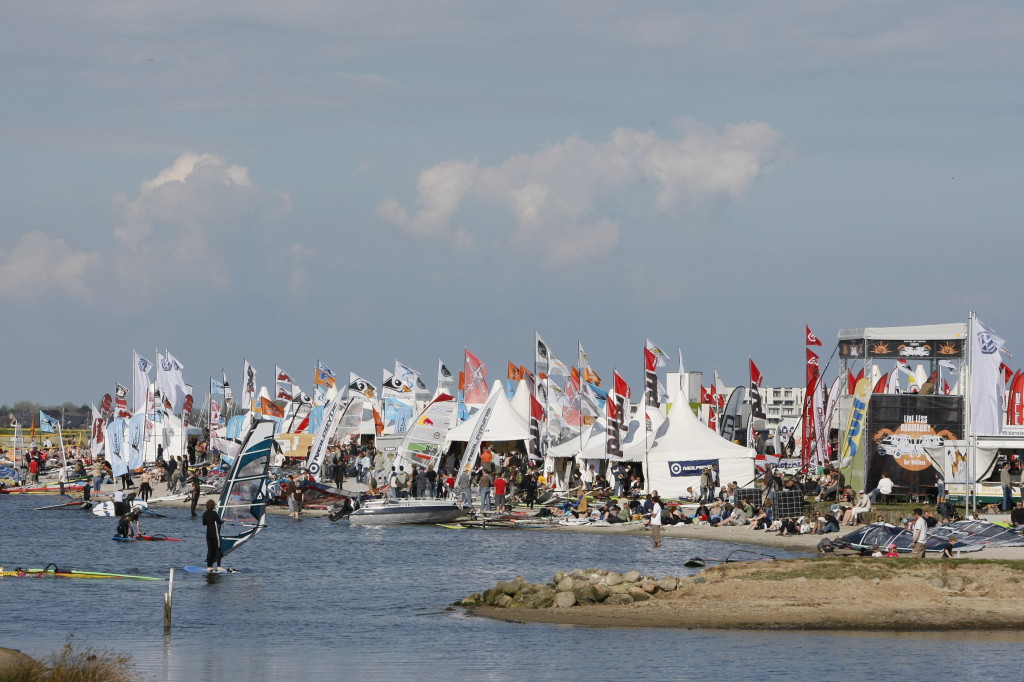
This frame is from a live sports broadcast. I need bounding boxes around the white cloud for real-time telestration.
[0,231,101,302]
[113,152,286,305]
[286,243,313,299]
[377,118,784,261]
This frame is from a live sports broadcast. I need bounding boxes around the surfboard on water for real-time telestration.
[112,535,183,542]
[183,566,244,574]
[36,499,88,511]
[437,523,466,529]
[0,566,162,580]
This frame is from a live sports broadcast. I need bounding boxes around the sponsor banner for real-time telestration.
[842,338,965,359]
[866,394,963,495]
[667,459,719,478]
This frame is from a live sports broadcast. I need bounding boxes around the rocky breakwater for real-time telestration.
[457,568,690,610]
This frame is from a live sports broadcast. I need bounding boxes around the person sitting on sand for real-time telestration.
[724,504,749,526]
[814,511,839,534]
[776,517,799,535]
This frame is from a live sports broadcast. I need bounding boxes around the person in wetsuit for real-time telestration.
[202,499,223,571]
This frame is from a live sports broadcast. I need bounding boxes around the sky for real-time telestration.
[2,1,1024,406]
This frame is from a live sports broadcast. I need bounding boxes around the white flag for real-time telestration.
[133,352,153,414]
[970,316,1007,435]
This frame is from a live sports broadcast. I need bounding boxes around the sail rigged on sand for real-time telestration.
[394,394,456,472]
[218,419,275,560]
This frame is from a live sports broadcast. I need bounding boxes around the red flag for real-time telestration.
[464,349,488,404]
[708,406,717,431]
[277,385,293,400]
[873,373,889,394]
[1001,362,1014,384]
[700,385,711,404]
[847,370,857,394]
[942,380,950,396]
[530,394,545,421]
[806,348,820,386]
[276,367,294,383]
[606,392,621,421]
[613,371,631,400]
[806,325,823,346]
[749,359,763,388]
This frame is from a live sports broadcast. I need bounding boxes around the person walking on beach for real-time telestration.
[478,469,493,512]
[290,473,304,519]
[203,499,223,572]
[138,468,153,502]
[910,508,928,558]
[189,472,201,517]
[647,494,663,548]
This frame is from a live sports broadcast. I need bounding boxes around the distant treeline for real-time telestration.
[1,401,92,430]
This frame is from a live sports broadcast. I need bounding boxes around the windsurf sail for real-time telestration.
[304,394,359,479]
[394,393,456,472]
[218,419,275,560]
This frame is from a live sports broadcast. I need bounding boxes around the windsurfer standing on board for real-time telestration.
[202,499,223,572]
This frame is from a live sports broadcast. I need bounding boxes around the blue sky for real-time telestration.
[2,1,1023,405]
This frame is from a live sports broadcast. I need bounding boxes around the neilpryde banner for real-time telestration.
[667,459,719,478]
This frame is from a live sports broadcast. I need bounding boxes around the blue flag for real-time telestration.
[39,411,59,433]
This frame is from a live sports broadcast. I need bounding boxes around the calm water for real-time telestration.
[1,494,1019,681]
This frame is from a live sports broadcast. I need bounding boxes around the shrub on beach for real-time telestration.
[0,636,137,682]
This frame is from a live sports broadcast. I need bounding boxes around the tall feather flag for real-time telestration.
[748,358,765,453]
[529,393,545,460]
[802,348,820,469]
[463,348,488,405]
[535,331,550,379]
[644,347,660,408]
[242,359,257,408]
[605,390,622,458]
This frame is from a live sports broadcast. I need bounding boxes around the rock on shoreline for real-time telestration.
[458,567,688,610]
[459,559,1024,630]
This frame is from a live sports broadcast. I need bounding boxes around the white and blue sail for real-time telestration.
[218,419,275,560]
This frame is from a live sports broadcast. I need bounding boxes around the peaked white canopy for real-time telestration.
[645,390,756,496]
[510,380,531,420]
[446,380,531,444]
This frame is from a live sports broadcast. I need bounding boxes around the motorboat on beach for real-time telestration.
[347,497,466,525]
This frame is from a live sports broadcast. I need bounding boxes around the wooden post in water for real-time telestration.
[164,568,174,630]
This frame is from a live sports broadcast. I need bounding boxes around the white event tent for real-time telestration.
[645,390,756,497]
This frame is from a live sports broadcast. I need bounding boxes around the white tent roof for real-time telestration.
[645,390,755,496]
[510,380,530,420]
[546,419,607,459]
[446,380,530,443]
[620,395,669,462]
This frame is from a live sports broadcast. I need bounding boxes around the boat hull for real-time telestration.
[348,499,465,526]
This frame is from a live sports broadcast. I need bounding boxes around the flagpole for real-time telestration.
[966,310,976,514]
